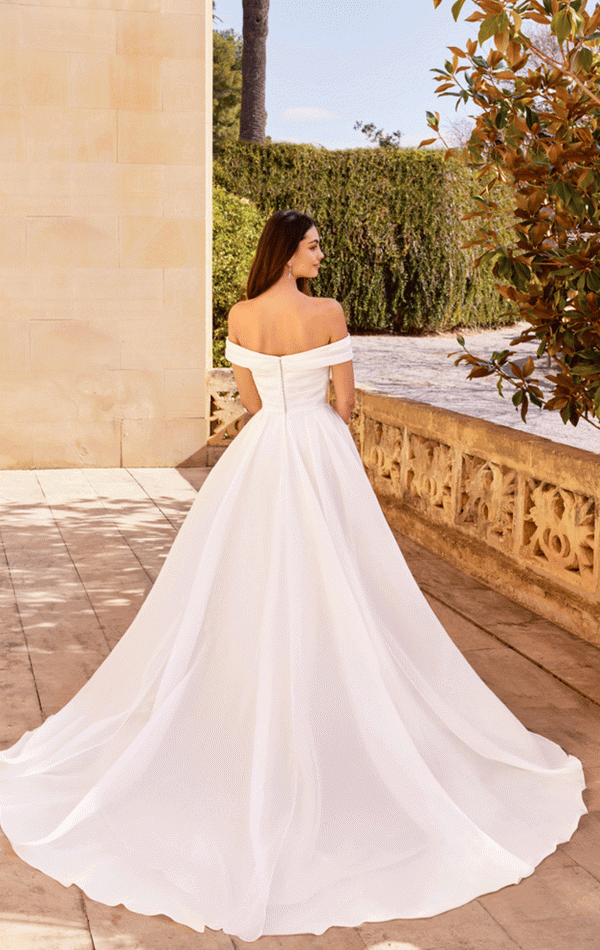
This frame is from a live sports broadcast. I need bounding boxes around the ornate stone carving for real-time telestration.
[207,369,248,447]
[364,417,403,485]
[522,479,597,589]
[405,434,453,517]
[457,454,516,548]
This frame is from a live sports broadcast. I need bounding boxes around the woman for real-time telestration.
[0,211,587,943]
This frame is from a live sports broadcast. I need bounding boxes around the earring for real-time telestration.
[288,264,293,280]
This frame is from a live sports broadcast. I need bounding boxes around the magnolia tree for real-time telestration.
[427,0,600,429]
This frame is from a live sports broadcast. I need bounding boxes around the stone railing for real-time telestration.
[206,369,600,646]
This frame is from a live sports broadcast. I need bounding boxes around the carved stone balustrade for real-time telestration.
[206,369,600,645]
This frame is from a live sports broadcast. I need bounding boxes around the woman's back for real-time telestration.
[228,294,342,356]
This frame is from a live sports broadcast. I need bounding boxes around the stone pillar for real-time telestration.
[0,0,212,468]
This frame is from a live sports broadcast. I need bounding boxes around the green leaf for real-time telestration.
[552,9,572,44]
[451,0,467,21]
[577,46,593,72]
[456,334,465,347]
[512,389,524,407]
[479,14,501,44]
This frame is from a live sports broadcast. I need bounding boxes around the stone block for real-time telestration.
[21,107,67,162]
[70,53,161,110]
[72,163,163,216]
[21,50,70,108]
[119,319,166,370]
[165,367,205,418]
[164,164,206,216]
[161,58,206,111]
[0,373,76,424]
[15,0,160,8]
[22,108,117,163]
[73,266,163,300]
[0,108,23,162]
[27,216,118,267]
[68,108,117,162]
[0,322,30,371]
[117,10,205,58]
[0,162,71,216]
[118,109,204,164]
[121,417,166,467]
[73,298,163,322]
[0,266,74,300]
[120,314,204,371]
[73,369,165,421]
[0,5,19,51]
[167,416,208,466]
[164,314,206,369]
[34,420,122,468]
[0,218,26,266]
[0,52,21,107]
[122,416,207,467]
[120,216,205,267]
[0,423,35,469]
[19,6,116,55]
[30,320,121,371]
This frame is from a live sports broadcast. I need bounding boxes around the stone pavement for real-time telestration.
[0,467,599,950]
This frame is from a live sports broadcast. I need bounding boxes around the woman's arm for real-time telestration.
[327,302,355,424]
[227,305,263,415]
[231,364,263,415]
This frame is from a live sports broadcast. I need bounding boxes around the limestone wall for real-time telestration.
[0,0,212,468]
[207,371,600,645]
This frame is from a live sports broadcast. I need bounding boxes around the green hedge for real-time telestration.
[213,184,265,365]
[214,142,516,336]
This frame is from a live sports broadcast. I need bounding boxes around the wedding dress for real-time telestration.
[0,334,587,942]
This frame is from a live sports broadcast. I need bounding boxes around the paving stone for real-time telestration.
[83,898,235,950]
[28,651,106,719]
[170,468,212,492]
[425,596,497,652]
[357,900,522,949]
[479,866,600,949]
[0,831,94,950]
[230,925,366,949]
[0,647,43,745]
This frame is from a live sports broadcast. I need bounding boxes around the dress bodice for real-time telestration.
[225,335,353,413]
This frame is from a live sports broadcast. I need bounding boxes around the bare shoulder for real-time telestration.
[317,297,348,343]
[226,300,250,343]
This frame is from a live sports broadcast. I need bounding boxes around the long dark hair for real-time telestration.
[246,210,317,299]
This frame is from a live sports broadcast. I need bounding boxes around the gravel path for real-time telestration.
[350,323,600,455]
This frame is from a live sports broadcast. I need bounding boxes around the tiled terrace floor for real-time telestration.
[0,467,599,950]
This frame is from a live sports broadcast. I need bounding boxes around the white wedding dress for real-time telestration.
[0,334,587,942]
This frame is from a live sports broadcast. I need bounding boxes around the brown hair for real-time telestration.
[246,210,317,299]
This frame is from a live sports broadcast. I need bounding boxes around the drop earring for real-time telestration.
[288,264,293,280]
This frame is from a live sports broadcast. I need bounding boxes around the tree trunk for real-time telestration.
[240,0,269,143]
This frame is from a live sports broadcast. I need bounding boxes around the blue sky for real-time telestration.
[212,0,478,149]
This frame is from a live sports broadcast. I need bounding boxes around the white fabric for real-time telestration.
[0,334,587,941]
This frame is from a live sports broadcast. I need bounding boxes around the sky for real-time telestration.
[212,0,479,149]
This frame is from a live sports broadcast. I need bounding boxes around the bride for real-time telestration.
[0,210,587,943]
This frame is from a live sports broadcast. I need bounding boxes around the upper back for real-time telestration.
[228,294,345,357]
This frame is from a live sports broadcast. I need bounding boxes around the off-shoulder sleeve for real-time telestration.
[300,335,353,369]
[225,338,266,370]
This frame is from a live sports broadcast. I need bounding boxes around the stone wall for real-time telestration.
[207,371,600,646]
[0,0,212,468]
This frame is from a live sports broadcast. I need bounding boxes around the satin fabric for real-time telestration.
[0,334,587,941]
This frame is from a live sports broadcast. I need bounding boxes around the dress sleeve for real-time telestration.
[225,338,264,370]
[302,335,353,369]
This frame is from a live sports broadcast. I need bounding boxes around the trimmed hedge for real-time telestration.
[213,184,266,365]
[214,142,516,336]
